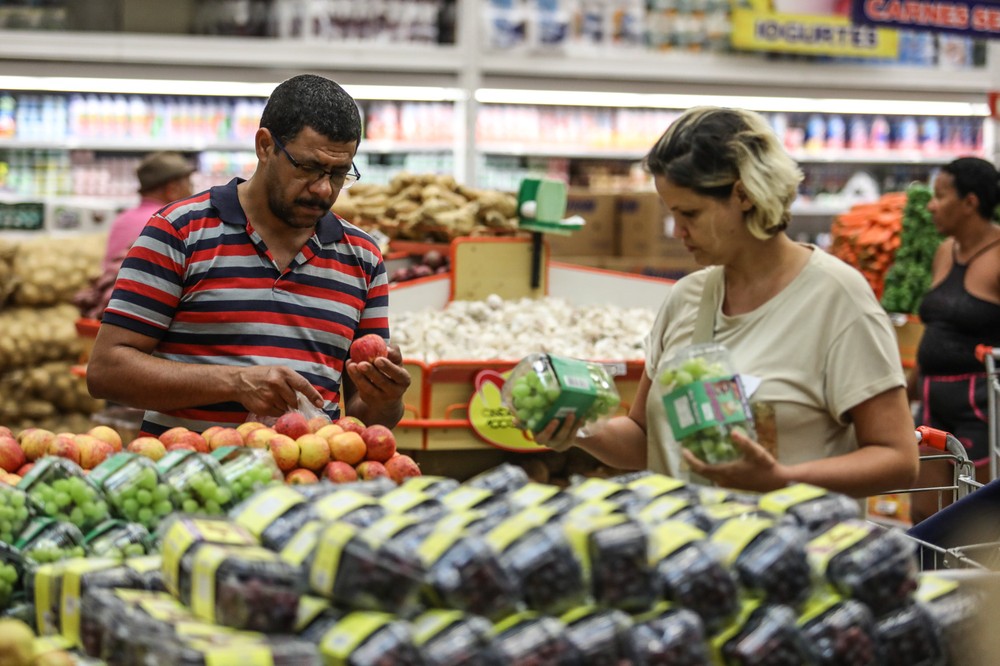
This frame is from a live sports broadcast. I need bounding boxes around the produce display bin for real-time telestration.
[388,237,672,460]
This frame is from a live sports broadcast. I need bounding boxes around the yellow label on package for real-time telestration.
[560,605,600,626]
[510,482,559,508]
[234,486,304,537]
[310,523,359,597]
[629,475,686,497]
[807,521,872,574]
[760,484,828,514]
[566,500,620,523]
[34,563,62,637]
[564,513,626,583]
[61,557,120,646]
[710,599,761,662]
[639,496,692,525]
[366,514,418,545]
[193,545,277,622]
[295,595,331,633]
[916,574,961,603]
[711,517,773,567]
[125,554,162,575]
[492,610,539,637]
[731,8,899,58]
[320,611,392,662]
[412,609,463,646]
[418,524,465,566]
[162,518,254,597]
[138,596,196,623]
[313,490,376,522]
[199,643,275,666]
[570,478,623,502]
[486,506,555,554]
[403,476,451,495]
[280,521,323,567]
[443,486,493,512]
[649,521,705,562]
[797,587,844,627]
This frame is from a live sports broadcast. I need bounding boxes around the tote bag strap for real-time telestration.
[692,267,723,344]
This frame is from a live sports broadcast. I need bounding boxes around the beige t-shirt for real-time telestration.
[644,246,906,479]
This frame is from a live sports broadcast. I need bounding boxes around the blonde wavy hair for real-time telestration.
[644,107,803,240]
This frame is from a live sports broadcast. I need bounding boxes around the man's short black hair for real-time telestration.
[260,74,362,146]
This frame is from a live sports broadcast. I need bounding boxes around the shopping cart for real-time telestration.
[975,344,1000,482]
[898,426,1000,571]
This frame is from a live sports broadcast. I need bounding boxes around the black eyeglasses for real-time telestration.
[271,135,361,190]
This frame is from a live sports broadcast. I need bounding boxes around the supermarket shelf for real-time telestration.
[790,201,849,217]
[0,30,463,76]
[0,193,135,207]
[478,144,646,159]
[789,150,979,165]
[479,50,994,99]
[0,138,453,154]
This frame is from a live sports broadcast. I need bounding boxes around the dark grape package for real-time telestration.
[760,484,860,537]
[464,463,529,495]
[713,602,815,666]
[418,514,522,620]
[308,520,424,616]
[915,573,985,666]
[492,612,577,666]
[229,484,308,548]
[797,592,878,665]
[303,610,424,666]
[157,515,256,603]
[561,606,636,664]
[808,520,917,616]
[649,520,740,632]
[567,477,644,513]
[564,512,654,612]
[487,506,586,616]
[710,517,812,607]
[630,602,711,666]
[412,609,505,666]
[873,601,946,666]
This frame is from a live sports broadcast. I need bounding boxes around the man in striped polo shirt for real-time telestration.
[87,75,410,437]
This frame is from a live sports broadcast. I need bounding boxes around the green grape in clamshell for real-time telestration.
[157,452,232,517]
[0,485,35,546]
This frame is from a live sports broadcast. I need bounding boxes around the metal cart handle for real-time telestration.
[916,425,968,460]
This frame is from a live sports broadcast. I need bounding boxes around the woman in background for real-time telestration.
[912,157,1000,522]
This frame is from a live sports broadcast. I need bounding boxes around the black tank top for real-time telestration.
[918,238,1000,375]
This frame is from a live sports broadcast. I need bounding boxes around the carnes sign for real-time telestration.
[852,0,1000,38]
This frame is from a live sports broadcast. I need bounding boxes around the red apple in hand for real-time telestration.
[350,334,388,364]
[361,425,396,463]
[335,416,366,435]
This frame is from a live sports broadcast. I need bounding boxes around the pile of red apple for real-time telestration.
[0,414,421,487]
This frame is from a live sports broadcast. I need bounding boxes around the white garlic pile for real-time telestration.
[390,296,656,362]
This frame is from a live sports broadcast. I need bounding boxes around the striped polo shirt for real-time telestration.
[102,178,389,436]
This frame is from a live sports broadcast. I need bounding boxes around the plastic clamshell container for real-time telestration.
[211,446,283,504]
[18,457,110,534]
[711,517,813,608]
[0,483,37,546]
[464,463,529,495]
[760,484,861,538]
[630,603,711,666]
[411,609,505,666]
[15,517,87,564]
[418,514,522,620]
[229,484,307,548]
[185,543,303,632]
[84,519,150,559]
[808,520,918,617]
[715,603,815,666]
[916,574,983,666]
[501,353,620,435]
[873,601,946,666]
[488,506,586,616]
[564,513,655,612]
[399,475,461,499]
[797,594,878,666]
[0,542,26,611]
[649,520,740,633]
[492,612,577,665]
[157,515,257,605]
[304,611,425,666]
[307,520,425,616]
[91,453,176,531]
[560,606,636,664]
[57,556,142,648]
[156,450,233,516]
[656,342,755,464]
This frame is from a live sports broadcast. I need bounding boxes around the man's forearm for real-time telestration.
[345,395,404,429]
[88,347,240,411]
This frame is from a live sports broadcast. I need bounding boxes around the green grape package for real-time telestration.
[84,520,150,559]
[15,517,87,564]
[501,353,621,435]
[656,342,755,464]
[156,450,233,516]
[18,457,110,533]
[91,453,176,531]
[211,446,282,504]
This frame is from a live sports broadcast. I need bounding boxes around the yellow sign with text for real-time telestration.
[731,8,899,58]
[468,370,548,452]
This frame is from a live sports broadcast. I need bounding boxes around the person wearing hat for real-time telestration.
[102,151,194,271]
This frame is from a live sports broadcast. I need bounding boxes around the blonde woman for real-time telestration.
[539,107,918,498]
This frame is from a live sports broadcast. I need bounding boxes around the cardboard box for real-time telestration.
[618,191,686,259]
[545,191,619,257]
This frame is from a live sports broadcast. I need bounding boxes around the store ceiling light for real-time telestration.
[474,88,989,117]
[0,75,464,101]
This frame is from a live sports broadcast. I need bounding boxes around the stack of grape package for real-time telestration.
[3,463,986,665]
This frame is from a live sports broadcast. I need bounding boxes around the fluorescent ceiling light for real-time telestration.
[475,88,989,117]
[0,75,463,101]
